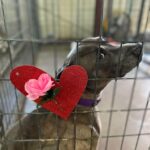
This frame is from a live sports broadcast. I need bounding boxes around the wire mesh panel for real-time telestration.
[0,0,150,150]
[0,0,40,134]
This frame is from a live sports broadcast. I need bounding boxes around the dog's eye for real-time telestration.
[100,53,105,59]
[97,48,106,59]
[98,51,105,59]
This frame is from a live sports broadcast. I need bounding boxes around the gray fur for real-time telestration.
[1,37,142,150]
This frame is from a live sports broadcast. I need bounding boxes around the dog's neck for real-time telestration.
[76,89,102,109]
[77,78,109,108]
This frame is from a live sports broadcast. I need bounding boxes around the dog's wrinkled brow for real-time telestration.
[79,45,98,56]
[79,43,114,57]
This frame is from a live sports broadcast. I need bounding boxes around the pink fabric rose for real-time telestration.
[25,73,55,100]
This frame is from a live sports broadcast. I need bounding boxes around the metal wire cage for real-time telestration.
[0,0,150,150]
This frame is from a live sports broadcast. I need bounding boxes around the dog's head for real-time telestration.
[57,37,142,92]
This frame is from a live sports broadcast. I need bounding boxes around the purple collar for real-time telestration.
[78,98,101,107]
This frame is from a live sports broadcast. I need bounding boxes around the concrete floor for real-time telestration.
[24,44,150,150]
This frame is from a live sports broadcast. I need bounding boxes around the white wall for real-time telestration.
[38,0,96,39]
[37,0,150,39]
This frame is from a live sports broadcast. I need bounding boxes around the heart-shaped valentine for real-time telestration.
[10,65,88,119]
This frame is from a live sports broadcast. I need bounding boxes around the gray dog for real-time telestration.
[1,37,142,150]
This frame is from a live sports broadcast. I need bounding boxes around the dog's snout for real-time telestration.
[133,42,143,56]
[137,42,143,50]
[126,42,142,58]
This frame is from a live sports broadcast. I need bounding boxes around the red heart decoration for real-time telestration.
[10,65,88,120]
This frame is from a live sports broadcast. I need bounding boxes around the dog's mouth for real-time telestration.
[114,42,143,77]
[118,69,127,77]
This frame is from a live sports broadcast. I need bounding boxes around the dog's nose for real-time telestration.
[137,42,142,49]
[133,42,143,56]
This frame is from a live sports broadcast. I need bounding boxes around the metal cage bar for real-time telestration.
[0,0,149,150]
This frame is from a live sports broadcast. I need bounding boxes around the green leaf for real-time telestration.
[38,87,61,105]
[53,88,61,97]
